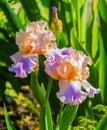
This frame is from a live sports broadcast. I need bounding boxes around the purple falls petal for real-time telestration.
[56,80,87,105]
[9,52,38,78]
[81,80,100,98]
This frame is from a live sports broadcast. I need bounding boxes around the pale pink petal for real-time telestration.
[56,80,87,104]
[16,21,56,55]
[26,21,47,33]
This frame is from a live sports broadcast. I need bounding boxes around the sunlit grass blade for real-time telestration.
[98,0,107,105]
[80,0,87,42]
[4,103,16,130]
[19,0,41,21]
[98,0,107,23]
[40,103,53,130]
[61,105,79,130]
[59,0,73,45]
[71,0,85,41]
[1,0,23,30]
[31,72,53,130]
[37,0,49,21]
[86,1,100,58]
[91,1,100,59]
[91,18,99,58]
[86,13,93,56]
[70,29,89,55]
[30,72,46,107]
[95,112,107,130]
[98,0,107,53]
[99,36,107,104]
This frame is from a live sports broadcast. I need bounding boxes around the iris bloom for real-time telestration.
[44,48,100,104]
[9,21,56,78]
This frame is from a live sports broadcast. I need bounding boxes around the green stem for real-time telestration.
[46,77,53,102]
[58,102,64,122]
[55,102,64,130]
[40,106,46,130]
[60,0,70,45]
[77,0,81,41]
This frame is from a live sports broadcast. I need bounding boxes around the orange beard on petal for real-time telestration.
[19,43,34,55]
[50,71,62,80]
[57,62,79,81]
[18,32,35,55]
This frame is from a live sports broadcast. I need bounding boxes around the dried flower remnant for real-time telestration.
[16,21,56,55]
[44,47,100,104]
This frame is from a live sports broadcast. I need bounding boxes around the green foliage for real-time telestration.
[31,71,53,130]
[0,0,23,30]
[96,112,107,130]
[71,116,97,130]
[61,105,79,130]
[4,103,16,130]
[30,71,46,107]
[99,36,107,104]
[70,29,88,54]
[19,0,41,21]
[40,103,53,130]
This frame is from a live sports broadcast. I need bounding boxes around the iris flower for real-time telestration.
[9,21,56,78]
[9,20,100,104]
[44,48,100,104]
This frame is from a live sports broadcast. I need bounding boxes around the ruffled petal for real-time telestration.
[81,80,100,98]
[26,21,47,33]
[9,52,38,78]
[44,47,92,81]
[56,80,87,105]
[16,21,56,55]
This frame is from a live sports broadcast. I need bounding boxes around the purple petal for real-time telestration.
[56,80,87,105]
[9,52,38,78]
[52,6,57,13]
[81,80,100,98]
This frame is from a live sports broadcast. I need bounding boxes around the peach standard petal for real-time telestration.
[16,21,56,55]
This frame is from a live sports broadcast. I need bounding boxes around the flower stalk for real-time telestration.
[46,77,53,102]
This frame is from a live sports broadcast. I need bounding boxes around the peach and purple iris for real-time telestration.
[9,21,56,78]
[9,20,100,105]
[44,47,100,104]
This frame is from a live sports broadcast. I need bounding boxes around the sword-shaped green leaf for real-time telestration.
[4,104,16,130]
[1,0,23,30]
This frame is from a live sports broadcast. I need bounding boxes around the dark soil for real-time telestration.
[0,86,40,130]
